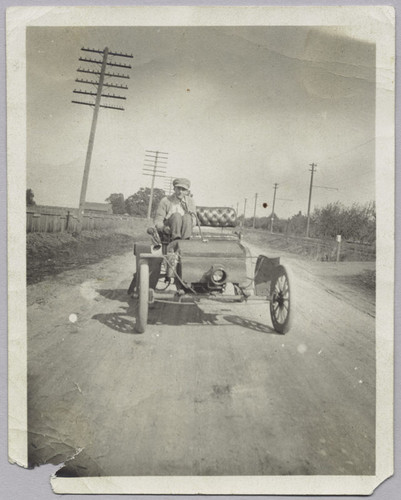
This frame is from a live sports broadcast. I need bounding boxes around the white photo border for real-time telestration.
[6,5,395,495]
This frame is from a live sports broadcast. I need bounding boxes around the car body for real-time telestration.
[129,207,292,334]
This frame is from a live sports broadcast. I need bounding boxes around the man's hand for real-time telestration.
[163,226,171,235]
[146,227,162,247]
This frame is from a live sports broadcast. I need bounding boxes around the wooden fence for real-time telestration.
[275,233,375,261]
[298,238,375,261]
[248,230,375,262]
[26,209,142,233]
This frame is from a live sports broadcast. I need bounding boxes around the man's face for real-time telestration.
[174,186,188,200]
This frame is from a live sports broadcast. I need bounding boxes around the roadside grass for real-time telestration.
[242,228,375,262]
[243,228,376,295]
[357,269,376,291]
[27,220,149,284]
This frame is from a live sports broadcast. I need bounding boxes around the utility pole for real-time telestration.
[163,176,175,195]
[271,183,278,233]
[242,198,247,227]
[306,163,317,238]
[72,46,132,232]
[252,193,258,228]
[143,150,168,219]
[236,202,239,215]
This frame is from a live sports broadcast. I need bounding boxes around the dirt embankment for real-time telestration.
[27,225,148,285]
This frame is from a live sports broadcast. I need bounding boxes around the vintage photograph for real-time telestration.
[7,6,394,496]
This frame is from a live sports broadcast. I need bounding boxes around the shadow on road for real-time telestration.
[93,290,278,335]
[92,300,219,333]
[223,315,277,335]
[97,288,130,303]
[92,312,135,334]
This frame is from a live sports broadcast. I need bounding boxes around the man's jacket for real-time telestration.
[154,194,197,230]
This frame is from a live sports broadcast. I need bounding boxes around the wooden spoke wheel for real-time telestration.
[135,261,149,333]
[270,265,292,334]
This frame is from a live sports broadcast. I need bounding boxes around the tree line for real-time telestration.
[105,188,165,218]
[27,188,375,243]
[244,201,376,243]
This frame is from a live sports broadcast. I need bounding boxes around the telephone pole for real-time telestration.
[270,183,278,233]
[163,176,175,195]
[143,150,168,219]
[252,193,258,228]
[72,46,132,231]
[242,198,247,227]
[306,163,317,238]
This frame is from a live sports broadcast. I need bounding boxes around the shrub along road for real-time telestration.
[26,240,375,477]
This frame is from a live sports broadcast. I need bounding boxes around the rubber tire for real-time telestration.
[270,265,292,334]
[135,262,149,333]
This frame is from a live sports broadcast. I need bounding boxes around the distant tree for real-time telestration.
[254,216,269,230]
[105,193,126,214]
[311,201,376,242]
[287,211,307,236]
[26,188,36,206]
[312,202,344,238]
[248,213,286,232]
[342,202,376,243]
[361,201,376,244]
[243,217,253,228]
[273,218,287,234]
[125,187,166,218]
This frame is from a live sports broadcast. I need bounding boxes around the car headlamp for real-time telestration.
[210,267,227,285]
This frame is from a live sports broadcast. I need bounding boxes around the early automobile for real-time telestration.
[128,206,292,334]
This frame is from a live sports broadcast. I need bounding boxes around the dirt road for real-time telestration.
[27,241,375,476]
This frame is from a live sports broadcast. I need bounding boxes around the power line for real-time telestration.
[319,137,375,164]
[314,185,338,191]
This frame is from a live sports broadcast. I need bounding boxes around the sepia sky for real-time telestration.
[27,25,376,218]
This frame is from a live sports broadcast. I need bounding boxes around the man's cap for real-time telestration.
[173,178,190,190]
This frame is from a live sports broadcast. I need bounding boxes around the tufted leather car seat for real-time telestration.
[196,206,238,227]
[153,206,238,253]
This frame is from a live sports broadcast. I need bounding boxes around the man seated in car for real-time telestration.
[154,178,197,240]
